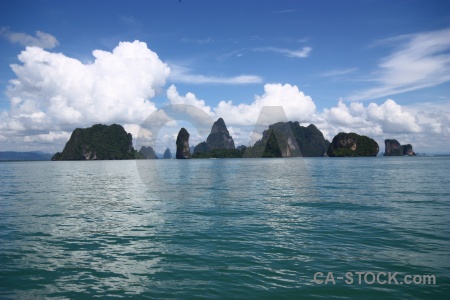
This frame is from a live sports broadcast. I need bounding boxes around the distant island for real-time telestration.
[52,124,141,160]
[50,118,418,160]
[191,118,246,158]
[138,146,157,159]
[384,139,416,156]
[327,132,379,157]
[162,148,172,159]
[183,118,330,158]
[245,122,330,158]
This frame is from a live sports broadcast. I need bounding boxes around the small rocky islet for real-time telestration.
[51,118,416,160]
[384,139,416,156]
[327,132,379,157]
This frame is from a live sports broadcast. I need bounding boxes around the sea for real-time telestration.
[0,157,449,299]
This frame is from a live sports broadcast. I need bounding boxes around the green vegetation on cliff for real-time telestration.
[244,129,285,158]
[327,132,379,157]
[193,118,236,158]
[205,118,235,150]
[262,130,283,157]
[244,122,330,158]
[52,124,140,160]
[293,124,330,157]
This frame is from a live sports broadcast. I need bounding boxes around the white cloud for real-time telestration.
[160,84,449,152]
[349,27,450,101]
[255,46,312,58]
[214,83,317,126]
[166,84,214,116]
[0,27,59,49]
[202,91,440,152]
[322,99,367,127]
[407,101,450,132]
[0,40,170,150]
[123,124,143,141]
[316,98,450,154]
[366,99,421,133]
[8,41,168,127]
[169,65,262,84]
[158,83,317,147]
[23,131,71,143]
[1,36,448,154]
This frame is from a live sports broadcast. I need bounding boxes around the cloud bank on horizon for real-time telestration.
[0,29,449,154]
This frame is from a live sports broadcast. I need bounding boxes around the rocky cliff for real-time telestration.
[163,148,172,159]
[176,128,191,159]
[384,139,416,156]
[193,142,210,155]
[52,124,138,160]
[327,132,379,157]
[206,118,235,150]
[245,122,330,157]
[402,144,416,156]
[139,146,157,159]
[193,118,237,158]
[384,139,402,156]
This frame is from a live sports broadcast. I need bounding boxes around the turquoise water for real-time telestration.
[0,157,449,299]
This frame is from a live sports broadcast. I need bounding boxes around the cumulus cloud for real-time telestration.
[213,83,316,126]
[323,98,424,135]
[144,83,317,150]
[0,40,170,151]
[403,101,450,135]
[0,27,59,49]
[366,99,421,133]
[316,98,450,154]
[160,83,448,152]
[320,98,422,136]
[23,131,71,143]
[322,99,367,127]
[167,84,214,117]
[162,83,318,147]
[216,84,315,128]
[1,35,448,154]
[3,41,169,132]
[349,27,450,101]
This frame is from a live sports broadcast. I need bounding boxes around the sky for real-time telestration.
[0,0,449,154]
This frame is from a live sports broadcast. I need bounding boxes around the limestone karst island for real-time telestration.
[52,118,416,161]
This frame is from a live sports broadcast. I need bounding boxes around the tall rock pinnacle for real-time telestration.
[206,118,235,150]
[176,128,191,159]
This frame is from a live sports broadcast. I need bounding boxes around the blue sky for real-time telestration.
[1,0,449,153]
